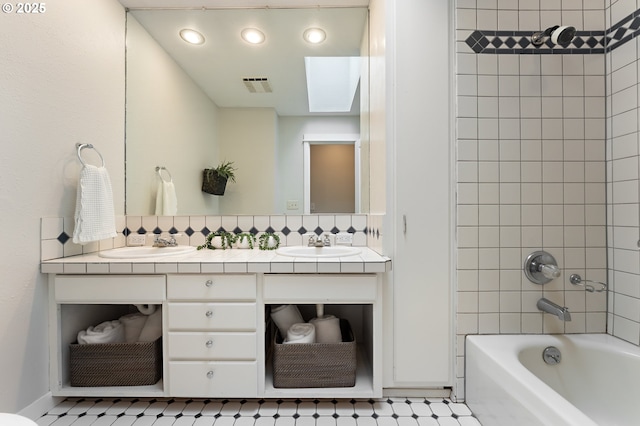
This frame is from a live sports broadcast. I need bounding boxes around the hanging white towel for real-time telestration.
[72,164,117,244]
[155,180,177,216]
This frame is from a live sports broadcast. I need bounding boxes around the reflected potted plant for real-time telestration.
[197,231,234,250]
[202,161,237,195]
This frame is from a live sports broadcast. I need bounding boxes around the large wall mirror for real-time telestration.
[125,5,370,215]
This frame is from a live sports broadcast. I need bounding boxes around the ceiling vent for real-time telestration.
[243,77,272,93]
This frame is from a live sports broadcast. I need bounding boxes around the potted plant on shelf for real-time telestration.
[258,232,280,250]
[202,161,237,195]
[197,231,234,250]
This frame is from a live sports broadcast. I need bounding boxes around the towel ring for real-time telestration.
[156,166,173,183]
[76,143,105,168]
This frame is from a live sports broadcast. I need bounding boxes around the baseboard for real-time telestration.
[383,387,452,398]
[18,392,63,420]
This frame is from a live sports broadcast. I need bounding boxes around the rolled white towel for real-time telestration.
[119,313,147,343]
[77,320,125,345]
[310,315,342,343]
[135,304,157,315]
[138,306,162,342]
[270,305,304,338]
[284,323,316,344]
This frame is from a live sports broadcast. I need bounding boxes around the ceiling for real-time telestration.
[126,5,368,116]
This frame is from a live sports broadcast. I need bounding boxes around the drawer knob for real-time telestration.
[206,340,213,348]
[206,370,214,379]
[205,279,213,287]
[205,310,213,318]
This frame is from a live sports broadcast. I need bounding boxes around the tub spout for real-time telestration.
[537,298,572,321]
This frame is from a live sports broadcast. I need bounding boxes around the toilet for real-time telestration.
[0,413,38,426]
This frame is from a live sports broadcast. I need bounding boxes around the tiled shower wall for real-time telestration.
[455,0,609,399]
[606,0,640,346]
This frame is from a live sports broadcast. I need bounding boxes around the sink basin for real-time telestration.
[275,246,361,258]
[98,245,196,259]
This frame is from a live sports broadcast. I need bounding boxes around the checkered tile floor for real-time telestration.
[36,398,481,426]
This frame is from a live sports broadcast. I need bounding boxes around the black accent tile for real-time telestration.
[250,227,259,235]
[185,227,194,237]
[281,226,291,236]
[297,227,307,235]
[57,232,70,244]
[347,226,356,233]
[201,226,211,236]
[123,228,131,236]
[265,226,275,234]
[233,226,242,234]
[137,227,146,234]
[153,227,162,235]
[331,226,340,234]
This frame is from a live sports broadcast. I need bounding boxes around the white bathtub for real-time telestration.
[465,334,640,426]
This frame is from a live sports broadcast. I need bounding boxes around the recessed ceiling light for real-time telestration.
[303,28,326,44]
[179,29,205,45]
[241,28,265,44]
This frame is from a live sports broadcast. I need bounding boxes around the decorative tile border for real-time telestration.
[465,8,640,54]
[465,30,605,54]
[41,214,371,261]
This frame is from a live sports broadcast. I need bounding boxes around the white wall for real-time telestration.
[218,108,277,214]
[0,0,125,413]
[277,116,359,214]
[126,14,220,216]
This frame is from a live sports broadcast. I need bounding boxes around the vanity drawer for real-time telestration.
[168,303,256,331]
[263,274,378,303]
[169,361,258,397]
[54,275,165,303]
[167,274,256,301]
[168,332,256,360]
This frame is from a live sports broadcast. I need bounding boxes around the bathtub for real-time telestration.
[465,334,640,426]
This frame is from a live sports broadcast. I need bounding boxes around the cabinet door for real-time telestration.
[168,332,256,360]
[169,361,258,397]
[168,303,256,331]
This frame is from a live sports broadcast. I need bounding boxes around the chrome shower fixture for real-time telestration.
[531,25,576,46]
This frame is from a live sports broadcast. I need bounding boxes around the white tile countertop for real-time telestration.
[41,246,391,275]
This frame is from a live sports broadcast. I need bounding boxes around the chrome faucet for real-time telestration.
[537,298,572,321]
[308,234,331,247]
[153,234,177,247]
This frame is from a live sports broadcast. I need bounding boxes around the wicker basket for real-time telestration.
[272,319,356,388]
[69,338,162,387]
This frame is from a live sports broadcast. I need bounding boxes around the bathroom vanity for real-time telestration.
[43,247,390,399]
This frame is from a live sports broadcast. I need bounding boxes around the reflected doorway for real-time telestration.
[303,134,361,214]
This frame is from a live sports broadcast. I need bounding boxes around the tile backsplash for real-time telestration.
[41,214,374,261]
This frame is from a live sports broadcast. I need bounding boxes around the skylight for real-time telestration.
[304,56,360,113]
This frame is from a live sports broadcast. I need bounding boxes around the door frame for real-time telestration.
[302,133,361,214]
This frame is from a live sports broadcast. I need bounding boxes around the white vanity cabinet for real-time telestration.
[46,266,387,398]
[166,274,259,397]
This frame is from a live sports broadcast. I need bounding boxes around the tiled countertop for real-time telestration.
[41,247,391,275]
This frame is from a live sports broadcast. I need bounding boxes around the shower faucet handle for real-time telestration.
[524,251,560,285]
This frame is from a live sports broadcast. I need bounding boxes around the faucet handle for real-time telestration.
[307,235,317,246]
[539,263,560,280]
